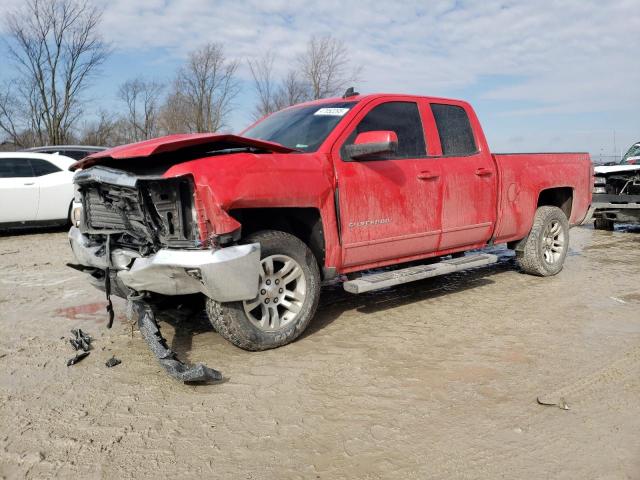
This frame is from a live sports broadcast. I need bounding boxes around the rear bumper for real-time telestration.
[68,227,261,302]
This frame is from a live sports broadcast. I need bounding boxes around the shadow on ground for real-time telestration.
[0,224,68,238]
[161,254,517,359]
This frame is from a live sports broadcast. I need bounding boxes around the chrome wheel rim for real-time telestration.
[542,220,565,264]
[243,254,306,331]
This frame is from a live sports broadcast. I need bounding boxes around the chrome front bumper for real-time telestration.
[68,227,261,302]
[580,202,640,225]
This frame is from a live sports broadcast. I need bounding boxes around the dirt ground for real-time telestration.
[0,225,639,479]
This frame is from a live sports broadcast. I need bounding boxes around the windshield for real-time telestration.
[242,101,356,152]
[621,143,640,164]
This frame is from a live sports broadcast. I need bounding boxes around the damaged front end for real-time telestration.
[583,166,640,225]
[68,166,261,382]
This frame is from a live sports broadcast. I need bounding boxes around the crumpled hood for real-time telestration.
[594,164,640,175]
[69,133,295,171]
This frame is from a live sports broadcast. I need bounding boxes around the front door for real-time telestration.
[0,158,38,223]
[332,99,442,268]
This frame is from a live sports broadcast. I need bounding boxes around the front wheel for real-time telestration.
[206,230,321,351]
[516,206,569,276]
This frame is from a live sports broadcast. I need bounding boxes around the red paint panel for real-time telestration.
[492,152,592,243]
[329,96,442,267]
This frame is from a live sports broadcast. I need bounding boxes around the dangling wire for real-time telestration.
[105,234,114,328]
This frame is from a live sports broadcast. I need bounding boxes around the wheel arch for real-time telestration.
[508,189,573,252]
[229,207,326,276]
[537,186,573,220]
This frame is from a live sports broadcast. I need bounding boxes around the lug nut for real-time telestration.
[261,289,266,295]
[265,298,270,304]
[274,298,278,303]
[275,279,280,285]
[279,288,283,293]
[266,279,271,285]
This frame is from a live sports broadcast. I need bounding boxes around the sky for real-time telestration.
[0,0,638,160]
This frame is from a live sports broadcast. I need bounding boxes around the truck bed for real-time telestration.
[491,152,592,243]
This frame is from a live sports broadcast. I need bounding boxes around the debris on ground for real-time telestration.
[105,356,121,368]
[69,328,92,352]
[67,351,90,366]
[536,396,570,410]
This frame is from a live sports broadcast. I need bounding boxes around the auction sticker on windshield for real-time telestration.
[314,108,350,116]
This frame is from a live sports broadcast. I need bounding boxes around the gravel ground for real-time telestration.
[0,225,639,479]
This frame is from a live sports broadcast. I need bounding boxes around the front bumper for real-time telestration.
[68,227,261,302]
[134,300,222,382]
[580,196,640,225]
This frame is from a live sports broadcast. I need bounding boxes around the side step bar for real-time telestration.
[343,253,498,294]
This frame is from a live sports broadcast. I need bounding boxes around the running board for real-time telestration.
[343,254,499,294]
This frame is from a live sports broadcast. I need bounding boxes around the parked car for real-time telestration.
[587,142,640,229]
[0,152,76,228]
[66,92,592,380]
[22,145,106,161]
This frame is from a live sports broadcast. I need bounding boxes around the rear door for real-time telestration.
[332,98,442,267]
[429,102,497,249]
[0,158,38,222]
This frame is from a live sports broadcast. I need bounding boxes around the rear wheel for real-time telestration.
[206,230,321,351]
[516,206,569,276]
[594,217,615,231]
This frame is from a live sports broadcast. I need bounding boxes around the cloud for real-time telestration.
[0,0,638,152]
[81,0,638,108]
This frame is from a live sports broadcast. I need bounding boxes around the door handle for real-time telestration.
[417,171,439,181]
[23,182,35,185]
[475,168,493,177]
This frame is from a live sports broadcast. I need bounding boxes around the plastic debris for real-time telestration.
[70,328,92,352]
[105,356,121,368]
[67,351,90,366]
[536,396,570,410]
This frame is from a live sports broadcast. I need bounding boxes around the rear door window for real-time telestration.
[431,103,477,156]
[0,158,34,178]
[342,101,426,160]
[30,159,61,176]
[59,150,88,160]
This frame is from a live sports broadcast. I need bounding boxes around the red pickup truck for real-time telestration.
[68,92,591,379]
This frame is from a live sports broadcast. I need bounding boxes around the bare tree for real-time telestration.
[0,79,48,148]
[248,53,310,119]
[274,70,309,109]
[117,77,164,142]
[158,89,191,135]
[0,83,28,147]
[298,35,361,100]
[0,0,109,146]
[169,43,240,133]
[248,36,361,119]
[78,110,123,146]
[248,52,277,119]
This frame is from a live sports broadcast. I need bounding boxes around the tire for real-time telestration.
[67,201,74,227]
[594,218,614,231]
[516,206,569,277]
[206,230,321,351]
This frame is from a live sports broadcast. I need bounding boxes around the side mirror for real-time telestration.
[344,130,398,160]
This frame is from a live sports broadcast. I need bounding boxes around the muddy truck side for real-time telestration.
[68,93,592,360]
